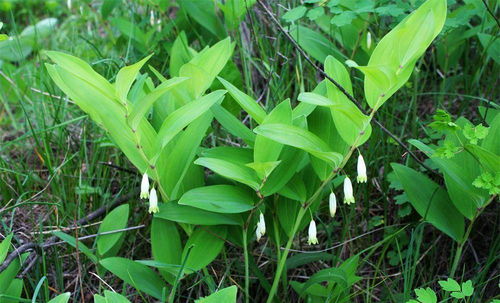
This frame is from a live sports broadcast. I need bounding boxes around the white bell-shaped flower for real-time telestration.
[307,220,318,245]
[343,176,355,204]
[366,32,372,49]
[357,154,367,183]
[148,188,159,214]
[140,173,150,199]
[329,192,337,217]
[256,213,266,241]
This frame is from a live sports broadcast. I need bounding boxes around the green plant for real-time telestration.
[43,0,449,302]
[407,278,475,302]
[391,106,498,280]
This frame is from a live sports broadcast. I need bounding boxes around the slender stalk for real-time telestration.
[266,207,307,303]
[242,228,250,303]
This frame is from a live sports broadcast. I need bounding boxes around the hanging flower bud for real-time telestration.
[329,192,337,217]
[67,0,72,10]
[150,10,155,27]
[343,176,355,204]
[148,188,159,214]
[307,220,318,245]
[366,31,372,49]
[255,212,266,241]
[357,154,367,183]
[140,173,150,199]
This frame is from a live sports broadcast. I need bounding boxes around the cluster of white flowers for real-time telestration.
[140,173,159,214]
[306,153,368,246]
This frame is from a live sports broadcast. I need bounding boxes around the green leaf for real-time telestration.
[170,31,194,77]
[282,6,307,23]
[156,90,226,153]
[254,100,292,163]
[115,55,153,103]
[289,25,346,63]
[324,56,372,146]
[182,226,227,271]
[155,201,243,225]
[53,231,98,263]
[100,257,166,299]
[461,280,474,296]
[179,185,255,213]
[0,234,13,263]
[158,113,212,199]
[195,286,237,303]
[414,287,437,303]
[47,293,71,303]
[218,77,266,124]
[301,267,347,293]
[391,163,464,242]
[211,104,256,145]
[101,0,121,19]
[151,218,182,282]
[128,77,188,129]
[96,204,129,257]
[195,157,261,190]
[179,0,226,38]
[361,0,447,109]
[253,123,343,167]
[439,278,461,292]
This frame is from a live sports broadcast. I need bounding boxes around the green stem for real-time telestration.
[266,207,307,303]
[265,110,377,302]
[243,228,250,303]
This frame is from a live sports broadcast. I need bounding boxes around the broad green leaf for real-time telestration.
[253,123,343,167]
[1,278,23,303]
[182,226,227,271]
[362,0,446,109]
[324,56,372,146]
[211,104,256,145]
[155,202,243,225]
[301,267,347,293]
[156,90,226,153]
[45,51,116,101]
[170,31,195,77]
[179,0,226,38]
[47,293,71,303]
[466,144,499,173]
[246,161,281,180]
[0,234,13,263]
[201,146,253,164]
[477,33,500,64]
[151,218,182,282]
[410,139,486,218]
[195,286,237,303]
[391,163,464,242]
[282,6,307,23]
[158,113,213,199]
[261,146,307,196]
[96,204,129,257]
[128,77,188,129]
[180,38,233,97]
[101,0,121,19]
[115,54,153,103]
[195,157,260,190]
[96,290,132,303]
[254,100,292,163]
[289,25,346,63]
[179,185,255,213]
[53,231,97,263]
[218,77,266,124]
[100,257,166,299]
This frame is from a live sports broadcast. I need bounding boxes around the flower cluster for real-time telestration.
[139,173,159,214]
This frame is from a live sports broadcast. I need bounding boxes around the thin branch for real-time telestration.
[0,190,139,273]
[257,0,439,175]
